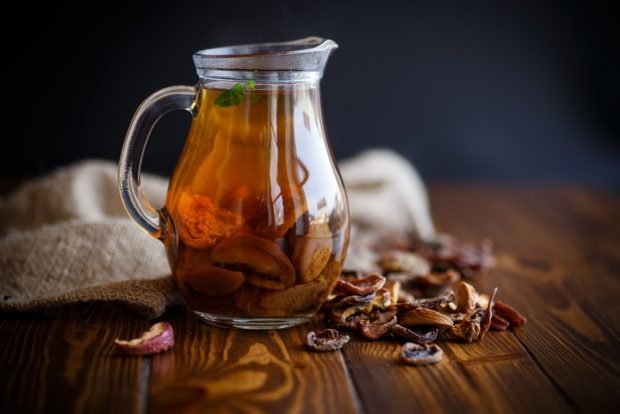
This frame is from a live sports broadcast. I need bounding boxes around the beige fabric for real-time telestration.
[0,151,433,318]
[338,149,435,240]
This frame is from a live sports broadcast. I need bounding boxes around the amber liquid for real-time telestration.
[165,84,349,319]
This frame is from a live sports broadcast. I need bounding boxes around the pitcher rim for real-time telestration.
[193,37,338,59]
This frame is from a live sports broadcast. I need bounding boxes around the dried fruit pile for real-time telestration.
[306,237,526,365]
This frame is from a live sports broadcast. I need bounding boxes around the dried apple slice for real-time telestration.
[306,329,350,352]
[114,322,174,356]
[400,343,443,366]
[391,325,439,344]
[329,288,392,329]
[292,221,333,283]
[479,287,498,340]
[257,274,329,312]
[255,188,308,239]
[232,284,288,317]
[357,310,397,340]
[333,273,386,296]
[448,309,483,343]
[176,191,244,249]
[211,236,295,290]
[182,264,245,296]
[181,247,211,269]
[245,272,296,290]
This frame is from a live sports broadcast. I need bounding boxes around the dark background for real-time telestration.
[4,0,619,185]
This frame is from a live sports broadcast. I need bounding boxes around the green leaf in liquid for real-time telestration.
[214,80,259,107]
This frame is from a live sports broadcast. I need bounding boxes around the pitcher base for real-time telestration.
[194,311,312,330]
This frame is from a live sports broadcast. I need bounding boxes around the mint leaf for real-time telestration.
[213,91,235,107]
[231,83,245,95]
[214,81,259,107]
[245,80,256,89]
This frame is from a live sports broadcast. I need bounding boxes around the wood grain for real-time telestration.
[0,313,53,413]
[343,330,570,413]
[0,305,149,414]
[147,308,358,414]
[429,185,620,412]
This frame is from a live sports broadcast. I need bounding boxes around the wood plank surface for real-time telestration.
[147,308,358,414]
[343,331,570,413]
[429,186,620,412]
[1,185,619,413]
[0,305,149,413]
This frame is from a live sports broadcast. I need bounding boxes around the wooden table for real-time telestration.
[2,185,619,413]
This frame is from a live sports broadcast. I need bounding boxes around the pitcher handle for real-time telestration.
[119,85,197,239]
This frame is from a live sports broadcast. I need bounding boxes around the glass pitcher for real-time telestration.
[119,37,350,329]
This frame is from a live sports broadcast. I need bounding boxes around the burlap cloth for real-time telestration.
[0,150,434,318]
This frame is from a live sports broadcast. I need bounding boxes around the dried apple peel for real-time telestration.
[114,322,174,356]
